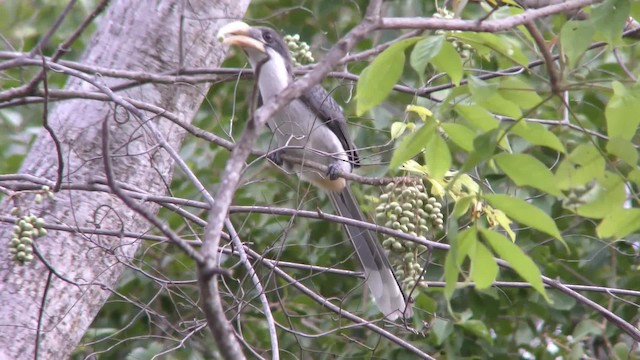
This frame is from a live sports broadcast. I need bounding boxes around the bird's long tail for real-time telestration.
[328,187,412,320]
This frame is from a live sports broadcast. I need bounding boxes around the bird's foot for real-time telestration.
[327,162,342,181]
[267,149,284,166]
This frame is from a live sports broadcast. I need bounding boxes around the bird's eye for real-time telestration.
[262,31,273,43]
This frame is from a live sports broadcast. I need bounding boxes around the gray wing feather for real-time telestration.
[300,85,360,167]
[328,188,412,320]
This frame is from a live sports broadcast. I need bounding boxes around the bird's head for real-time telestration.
[217,21,293,75]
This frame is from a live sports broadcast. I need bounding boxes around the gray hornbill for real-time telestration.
[217,21,412,320]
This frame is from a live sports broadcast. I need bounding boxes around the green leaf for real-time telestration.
[555,143,605,190]
[511,121,566,153]
[457,319,494,345]
[356,37,421,115]
[573,172,626,219]
[592,0,629,44]
[480,228,550,302]
[484,194,565,245]
[597,208,640,239]
[424,133,451,180]
[606,137,638,166]
[410,35,444,82]
[469,77,521,118]
[457,227,477,266]
[630,169,640,185]
[450,32,528,67]
[613,342,633,360]
[470,241,498,290]
[390,122,407,139]
[406,104,433,121]
[468,76,499,102]
[560,21,595,68]
[572,319,603,342]
[455,104,512,151]
[452,195,474,219]
[431,318,453,345]
[389,121,437,169]
[441,123,475,152]
[633,2,640,22]
[455,105,499,132]
[487,207,516,241]
[498,77,544,110]
[494,153,562,197]
[444,247,459,301]
[605,82,640,142]
[548,291,577,311]
[432,41,463,86]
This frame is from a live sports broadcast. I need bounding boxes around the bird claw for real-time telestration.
[267,149,284,166]
[327,162,341,181]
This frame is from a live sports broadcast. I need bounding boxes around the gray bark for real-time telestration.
[0,0,249,359]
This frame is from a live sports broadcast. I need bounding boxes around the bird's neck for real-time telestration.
[255,55,292,101]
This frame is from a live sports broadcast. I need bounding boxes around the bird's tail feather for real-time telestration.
[328,187,412,320]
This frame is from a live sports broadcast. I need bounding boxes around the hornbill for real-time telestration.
[217,22,412,320]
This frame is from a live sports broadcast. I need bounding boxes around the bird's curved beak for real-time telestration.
[217,21,265,53]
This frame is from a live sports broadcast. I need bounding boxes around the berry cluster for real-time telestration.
[8,214,47,265]
[433,10,474,60]
[283,34,315,66]
[375,180,445,291]
[7,185,53,265]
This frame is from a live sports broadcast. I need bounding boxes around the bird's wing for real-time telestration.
[300,84,360,167]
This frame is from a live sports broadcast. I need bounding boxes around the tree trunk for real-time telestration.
[0,0,249,358]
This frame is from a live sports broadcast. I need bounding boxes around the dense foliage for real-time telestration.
[1,0,639,359]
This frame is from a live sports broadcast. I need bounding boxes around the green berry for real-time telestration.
[402,210,415,218]
[382,238,394,249]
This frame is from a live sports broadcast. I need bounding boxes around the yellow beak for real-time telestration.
[217,21,265,53]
